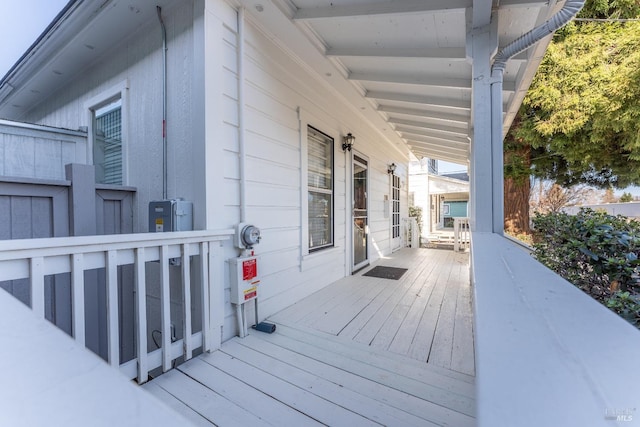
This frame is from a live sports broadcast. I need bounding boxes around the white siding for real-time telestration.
[8,0,410,343]
[211,4,409,340]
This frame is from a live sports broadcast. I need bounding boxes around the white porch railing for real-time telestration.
[472,233,640,426]
[402,217,420,248]
[453,217,470,252]
[0,229,232,384]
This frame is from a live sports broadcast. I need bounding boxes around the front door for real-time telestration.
[353,155,368,271]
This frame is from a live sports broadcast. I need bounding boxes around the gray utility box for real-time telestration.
[149,199,193,232]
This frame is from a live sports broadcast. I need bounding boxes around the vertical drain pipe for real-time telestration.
[238,7,247,223]
[489,0,585,233]
[157,6,168,200]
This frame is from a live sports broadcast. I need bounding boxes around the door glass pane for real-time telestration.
[94,99,122,185]
[353,160,367,267]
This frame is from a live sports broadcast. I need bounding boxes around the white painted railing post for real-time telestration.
[71,253,85,345]
[160,245,172,372]
[181,243,193,361]
[134,247,148,383]
[0,229,232,383]
[199,242,211,352]
[30,257,45,317]
[105,250,119,368]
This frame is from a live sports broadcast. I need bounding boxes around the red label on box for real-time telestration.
[242,258,257,281]
[244,289,257,300]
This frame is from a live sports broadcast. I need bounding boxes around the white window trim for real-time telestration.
[298,107,341,270]
[84,80,129,185]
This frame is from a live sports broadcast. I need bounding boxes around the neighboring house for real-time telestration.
[1,1,638,426]
[409,160,469,239]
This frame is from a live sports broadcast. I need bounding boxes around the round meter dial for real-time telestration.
[241,224,261,248]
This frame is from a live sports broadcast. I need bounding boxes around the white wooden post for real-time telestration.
[199,241,211,352]
[105,250,119,367]
[30,257,45,317]
[160,245,172,372]
[71,253,85,345]
[469,19,498,233]
[134,247,148,383]
[181,243,193,360]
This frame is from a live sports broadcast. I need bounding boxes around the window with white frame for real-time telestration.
[307,126,334,251]
[93,98,123,185]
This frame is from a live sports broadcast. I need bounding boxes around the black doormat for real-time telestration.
[363,266,408,280]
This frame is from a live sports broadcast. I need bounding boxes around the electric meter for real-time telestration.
[236,223,261,249]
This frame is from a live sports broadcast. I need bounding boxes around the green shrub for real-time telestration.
[532,209,640,328]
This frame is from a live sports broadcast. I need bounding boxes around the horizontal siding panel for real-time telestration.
[223,178,240,207]
[257,228,299,254]
[245,132,299,167]
[221,123,239,152]
[245,156,298,187]
[245,83,299,131]
[223,149,239,180]
[244,109,298,146]
[222,95,239,127]
[223,69,238,100]
[258,248,300,276]
[244,207,299,230]
[245,183,298,208]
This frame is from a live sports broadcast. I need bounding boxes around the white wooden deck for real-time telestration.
[144,248,475,426]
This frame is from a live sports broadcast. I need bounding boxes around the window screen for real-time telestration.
[308,126,333,251]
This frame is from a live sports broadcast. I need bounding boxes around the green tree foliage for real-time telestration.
[619,191,634,202]
[532,209,640,326]
[507,0,640,189]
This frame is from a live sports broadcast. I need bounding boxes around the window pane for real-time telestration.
[307,128,332,190]
[307,126,333,250]
[309,191,332,249]
[94,100,122,185]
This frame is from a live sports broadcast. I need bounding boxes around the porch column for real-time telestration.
[468,17,499,233]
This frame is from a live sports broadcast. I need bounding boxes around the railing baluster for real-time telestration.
[209,242,224,351]
[200,242,211,353]
[135,247,148,383]
[30,257,45,317]
[105,250,119,367]
[160,245,172,372]
[71,253,85,345]
[182,243,192,360]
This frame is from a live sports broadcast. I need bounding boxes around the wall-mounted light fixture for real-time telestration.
[342,133,355,151]
[387,163,397,175]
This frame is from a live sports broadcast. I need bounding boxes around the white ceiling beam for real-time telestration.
[366,91,471,110]
[352,73,516,92]
[379,105,469,124]
[293,0,471,20]
[392,118,469,136]
[399,131,470,149]
[408,147,468,163]
[395,126,470,144]
[351,72,471,89]
[406,140,469,155]
[326,47,467,60]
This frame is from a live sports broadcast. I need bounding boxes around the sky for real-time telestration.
[0,0,69,79]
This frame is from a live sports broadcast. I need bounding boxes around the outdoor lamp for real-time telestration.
[387,163,397,175]
[342,133,355,151]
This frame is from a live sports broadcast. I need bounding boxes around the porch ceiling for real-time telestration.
[243,0,561,164]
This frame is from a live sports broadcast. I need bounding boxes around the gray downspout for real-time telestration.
[157,6,168,200]
[489,0,585,233]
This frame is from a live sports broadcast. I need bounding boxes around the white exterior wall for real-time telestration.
[210,2,409,339]
[7,0,409,342]
[408,162,430,239]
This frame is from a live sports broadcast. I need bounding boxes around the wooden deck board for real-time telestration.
[144,248,475,426]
